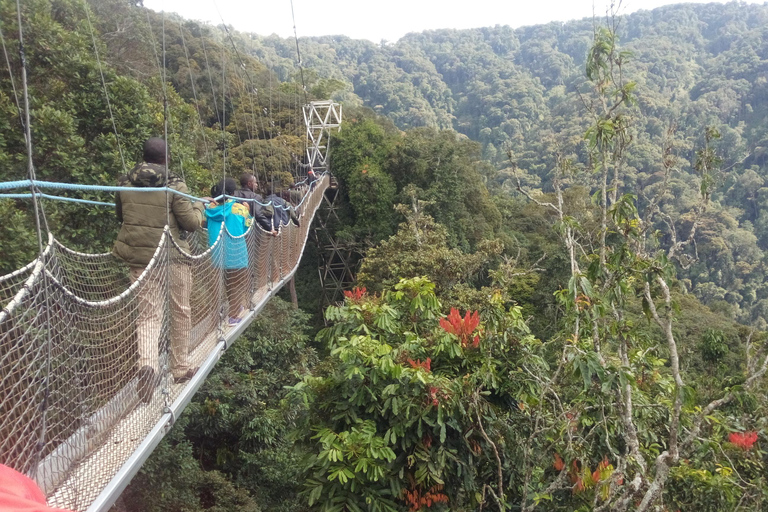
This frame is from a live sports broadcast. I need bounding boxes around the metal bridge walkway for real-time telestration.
[0,174,330,512]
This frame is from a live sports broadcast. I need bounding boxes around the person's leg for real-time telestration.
[130,267,160,372]
[226,268,250,318]
[170,263,193,379]
[130,266,161,402]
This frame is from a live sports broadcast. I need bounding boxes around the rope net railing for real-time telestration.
[0,255,43,309]
[0,174,329,511]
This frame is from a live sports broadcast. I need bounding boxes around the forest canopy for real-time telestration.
[256,1,768,328]
[1,1,768,511]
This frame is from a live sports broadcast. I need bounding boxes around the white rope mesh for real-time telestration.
[0,174,329,511]
[0,258,39,309]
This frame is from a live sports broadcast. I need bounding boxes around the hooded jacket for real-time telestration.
[205,200,252,269]
[112,162,204,268]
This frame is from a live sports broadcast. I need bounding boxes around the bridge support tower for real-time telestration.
[302,101,358,308]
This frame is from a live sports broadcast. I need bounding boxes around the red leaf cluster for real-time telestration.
[408,358,431,372]
[439,308,480,348]
[563,455,616,494]
[729,431,758,450]
[343,286,367,301]
[428,386,440,406]
[592,456,611,483]
[402,484,449,511]
[568,460,581,486]
[553,453,565,471]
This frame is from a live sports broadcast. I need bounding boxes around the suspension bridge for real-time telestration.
[0,0,345,509]
[0,106,340,511]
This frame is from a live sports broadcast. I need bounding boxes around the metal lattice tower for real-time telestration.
[302,101,357,307]
[313,180,358,306]
[303,101,342,174]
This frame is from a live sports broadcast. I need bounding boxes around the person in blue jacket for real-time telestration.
[206,178,253,325]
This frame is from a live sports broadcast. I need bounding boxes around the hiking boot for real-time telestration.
[174,367,198,384]
[136,365,156,404]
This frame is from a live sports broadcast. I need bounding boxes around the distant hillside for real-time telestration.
[253,2,767,166]
[254,2,768,327]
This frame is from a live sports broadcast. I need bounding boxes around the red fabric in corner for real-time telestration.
[0,464,73,512]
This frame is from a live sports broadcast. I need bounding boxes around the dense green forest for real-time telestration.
[1,0,768,511]
[255,2,768,329]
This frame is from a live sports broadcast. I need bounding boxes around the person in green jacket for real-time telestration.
[113,138,205,402]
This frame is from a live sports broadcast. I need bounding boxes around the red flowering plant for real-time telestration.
[402,482,449,511]
[439,308,481,348]
[294,277,538,512]
[343,286,367,301]
[558,454,615,499]
[728,431,758,451]
[408,358,431,372]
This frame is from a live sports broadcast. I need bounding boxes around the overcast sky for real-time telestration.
[142,0,766,43]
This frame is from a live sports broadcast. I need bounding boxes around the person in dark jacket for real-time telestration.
[233,173,276,234]
[266,188,300,230]
[306,169,318,188]
[113,138,205,402]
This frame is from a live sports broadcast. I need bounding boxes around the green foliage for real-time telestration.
[0,200,40,272]
[5,0,768,509]
[0,0,315,271]
[328,116,502,251]
[327,116,397,244]
[260,2,768,327]
[665,462,740,512]
[343,158,398,242]
[120,416,261,512]
[0,0,158,266]
[185,298,315,512]
[700,329,729,364]
[385,128,501,250]
[123,298,316,512]
[357,205,502,307]
[292,277,538,511]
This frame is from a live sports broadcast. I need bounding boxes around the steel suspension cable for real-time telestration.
[83,2,127,173]
[288,0,312,182]
[226,47,263,185]
[221,43,227,184]
[178,21,214,177]
[201,36,222,128]
[161,8,174,410]
[143,8,185,185]
[212,7,277,185]
[289,0,308,106]
[14,0,46,240]
[246,34,264,182]
[0,23,23,129]
[225,66,248,162]
[251,82,276,190]
[162,10,170,227]
[210,12,300,205]
[14,0,54,482]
